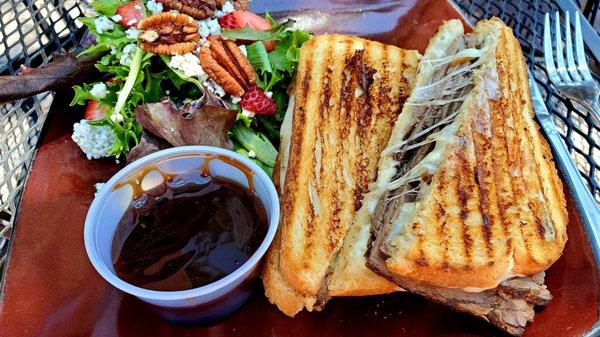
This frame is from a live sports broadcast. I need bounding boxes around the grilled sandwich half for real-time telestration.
[262,34,420,315]
[367,18,567,335]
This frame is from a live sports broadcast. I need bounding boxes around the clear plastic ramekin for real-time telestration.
[84,146,280,324]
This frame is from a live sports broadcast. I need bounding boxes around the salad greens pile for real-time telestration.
[225,15,311,145]
[71,0,311,176]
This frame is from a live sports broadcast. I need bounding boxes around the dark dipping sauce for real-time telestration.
[112,171,267,292]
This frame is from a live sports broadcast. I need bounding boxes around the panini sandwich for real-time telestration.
[262,34,420,315]
[366,18,568,335]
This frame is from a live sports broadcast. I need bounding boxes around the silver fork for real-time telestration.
[544,11,600,125]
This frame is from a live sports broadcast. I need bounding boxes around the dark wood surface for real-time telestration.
[0,1,598,336]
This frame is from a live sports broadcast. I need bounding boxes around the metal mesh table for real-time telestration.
[0,0,599,288]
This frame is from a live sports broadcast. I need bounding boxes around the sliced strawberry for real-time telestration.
[84,100,108,121]
[218,11,276,51]
[240,85,277,115]
[116,0,144,28]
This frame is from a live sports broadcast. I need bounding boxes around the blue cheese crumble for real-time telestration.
[72,120,116,160]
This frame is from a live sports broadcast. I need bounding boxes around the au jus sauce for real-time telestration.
[112,171,267,291]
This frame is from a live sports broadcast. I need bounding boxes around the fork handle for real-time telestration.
[545,126,600,254]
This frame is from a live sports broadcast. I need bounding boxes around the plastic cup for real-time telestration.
[84,146,280,324]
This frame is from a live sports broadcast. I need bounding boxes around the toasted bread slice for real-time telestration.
[278,34,420,296]
[263,34,419,314]
[371,18,567,291]
[328,19,466,297]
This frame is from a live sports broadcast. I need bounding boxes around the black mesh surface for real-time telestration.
[0,0,86,272]
[0,0,598,289]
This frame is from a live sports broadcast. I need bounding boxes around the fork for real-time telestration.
[544,11,600,125]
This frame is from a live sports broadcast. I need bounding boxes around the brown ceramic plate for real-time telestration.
[0,1,598,336]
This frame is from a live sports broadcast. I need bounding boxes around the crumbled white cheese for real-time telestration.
[215,1,236,18]
[248,150,256,158]
[204,79,226,97]
[120,43,138,66]
[238,45,247,57]
[94,16,115,34]
[125,27,140,39]
[72,120,116,160]
[110,112,124,123]
[90,83,108,100]
[198,18,221,38]
[168,52,206,78]
[94,183,105,197]
[111,14,122,22]
[265,91,273,98]
[241,109,255,118]
[231,96,241,104]
[147,0,164,14]
[126,18,138,26]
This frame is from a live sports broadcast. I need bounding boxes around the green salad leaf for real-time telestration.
[221,19,295,42]
[230,123,277,168]
[231,18,311,153]
[91,0,126,16]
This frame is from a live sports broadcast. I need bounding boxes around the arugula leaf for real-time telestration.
[221,19,295,42]
[92,0,126,16]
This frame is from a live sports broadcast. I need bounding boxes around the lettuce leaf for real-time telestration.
[221,19,295,42]
[230,122,277,168]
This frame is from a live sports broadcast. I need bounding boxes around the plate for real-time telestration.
[0,1,598,336]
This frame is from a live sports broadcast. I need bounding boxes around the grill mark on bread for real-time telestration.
[490,97,517,260]
[457,178,473,264]
[487,98,512,261]
[437,170,451,269]
[470,118,494,258]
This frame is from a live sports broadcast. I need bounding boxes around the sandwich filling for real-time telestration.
[368,31,497,281]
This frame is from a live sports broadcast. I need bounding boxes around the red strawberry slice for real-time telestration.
[218,11,276,51]
[84,100,108,121]
[116,0,144,28]
[240,85,277,115]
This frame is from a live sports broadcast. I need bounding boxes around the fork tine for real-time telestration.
[544,13,561,84]
[574,12,593,81]
[564,12,582,81]
[554,12,572,83]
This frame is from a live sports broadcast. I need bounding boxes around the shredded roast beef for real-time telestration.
[389,272,551,336]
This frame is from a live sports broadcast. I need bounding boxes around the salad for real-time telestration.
[70,0,311,176]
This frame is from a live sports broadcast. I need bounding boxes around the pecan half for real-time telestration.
[162,0,217,20]
[199,36,256,97]
[138,13,199,55]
